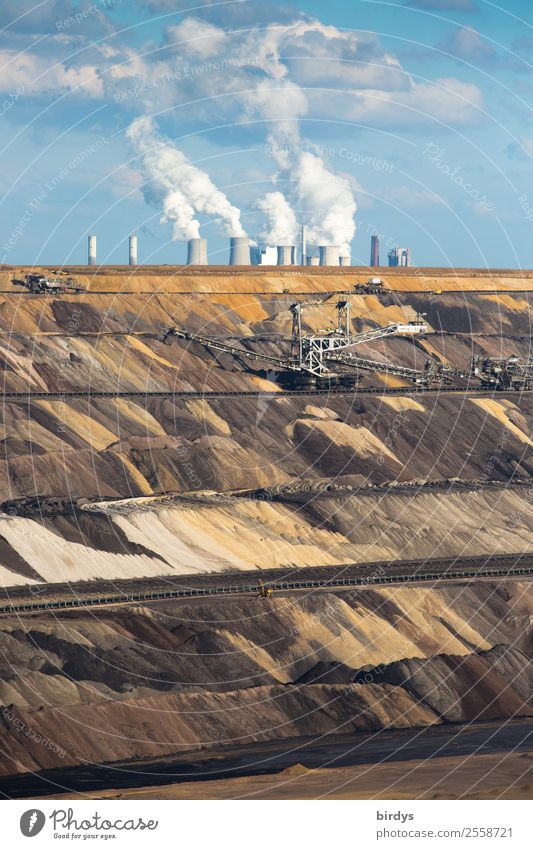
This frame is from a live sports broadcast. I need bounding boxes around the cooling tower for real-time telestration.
[339,256,351,266]
[129,234,138,266]
[319,245,340,266]
[229,237,250,265]
[88,235,96,266]
[277,245,294,265]
[307,256,320,266]
[187,238,208,265]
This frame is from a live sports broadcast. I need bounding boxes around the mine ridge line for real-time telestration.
[1,564,531,615]
[0,386,528,400]
[1,288,532,296]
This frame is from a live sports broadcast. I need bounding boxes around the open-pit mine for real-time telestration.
[0,265,532,800]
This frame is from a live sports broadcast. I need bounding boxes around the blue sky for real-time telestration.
[0,0,532,267]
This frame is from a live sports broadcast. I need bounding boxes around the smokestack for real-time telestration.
[88,234,96,266]
[187,237,208,265]
[339,256,351,266]
[307,256,320,266]
[229,236,250,265]
[319,245,340,267]
[371,235,379,267]
[277,245,294,265]
[129,234,138,266]
[301,225,307,266]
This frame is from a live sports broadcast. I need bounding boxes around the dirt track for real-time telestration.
[3,719,531,800]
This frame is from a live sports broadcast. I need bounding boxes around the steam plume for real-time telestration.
[292,152,356,255]
[126,117,246,240]
[255,191,298,245]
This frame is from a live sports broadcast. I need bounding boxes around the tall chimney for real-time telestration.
[339,255,351,266]
[229,236,250,265]
[319,245,340,266]
[300,224,307,266]
[371,235,380,266]
[277,245,294,265]
[129,234,138,266]
[88,234,96,266]
[187,238,208,265]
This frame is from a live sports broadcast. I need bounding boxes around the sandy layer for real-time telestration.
[1,484,533,586]
[3,267,533,294]
[55,751,532,801]
[0,583,530,778]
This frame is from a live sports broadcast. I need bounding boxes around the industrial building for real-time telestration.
[388,247,411,267]
[319,245,340,266]
[251,245,278,265]
[84,231,353,268]
[371,235,379,266]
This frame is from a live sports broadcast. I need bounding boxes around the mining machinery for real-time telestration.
[288,299,427,378]
[13,272,86,294]
[471,355,533,390]
[258,579,273,599]
[354,277,387,295]
[163,298,431,388]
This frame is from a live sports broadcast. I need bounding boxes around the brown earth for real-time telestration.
[0,582,531,780]
[46,752,533,801]
[0,268,532,798]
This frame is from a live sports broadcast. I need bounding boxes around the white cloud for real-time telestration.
[439,26,496,63]
[165,18,227,58]
[151,17,483,130]
[308,76,482,127]
[0,49,104,97]
[0,12,483,133]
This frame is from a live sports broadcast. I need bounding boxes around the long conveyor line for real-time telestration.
[1,564,532,615]
[0,385,524,400]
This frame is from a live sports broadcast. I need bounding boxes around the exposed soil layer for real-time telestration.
[43,749,532,801]
[0,269,532,798]
[1,483,533,587]
[0,582,531,782]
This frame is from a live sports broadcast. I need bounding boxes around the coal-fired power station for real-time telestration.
[277,245,295,265]
[84,233,349,267]
[187,238,208,265]
[319,245,340,266]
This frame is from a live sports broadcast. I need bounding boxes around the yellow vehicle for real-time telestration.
[258,579,274,598]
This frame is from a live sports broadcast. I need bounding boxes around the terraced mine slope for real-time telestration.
[0,581,531,786]
[0,267,532,799]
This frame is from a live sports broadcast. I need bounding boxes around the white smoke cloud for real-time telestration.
[291,153,356,255]
[255,191,298,245]
[116,11,480,254]
[126,116,245,240]
[227,23,357,252]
